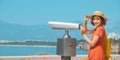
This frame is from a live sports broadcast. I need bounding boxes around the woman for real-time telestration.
[80,11,107,60]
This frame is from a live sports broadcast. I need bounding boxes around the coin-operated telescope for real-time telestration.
[48,21,81,30]
[48,21,82,60]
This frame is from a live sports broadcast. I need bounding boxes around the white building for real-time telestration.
[107,33,120,40]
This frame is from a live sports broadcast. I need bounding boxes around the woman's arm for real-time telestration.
[82,34,99,47]
[80,26,99,47]
[86,30,95,34]
[83,15,94,34]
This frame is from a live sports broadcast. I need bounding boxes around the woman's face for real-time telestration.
[92,16,102,27]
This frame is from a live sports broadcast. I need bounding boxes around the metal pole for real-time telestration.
[61,29,71,60]
[61,56,71,60]
[63,29,70,38]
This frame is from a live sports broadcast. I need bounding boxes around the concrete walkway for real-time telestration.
[0,55,120,60]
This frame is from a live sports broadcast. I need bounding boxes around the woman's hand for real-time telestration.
[80,26,86,35]
[81,29,86,35]
[84,15,91,22]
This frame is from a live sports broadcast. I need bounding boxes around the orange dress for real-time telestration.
[85,26,105,60]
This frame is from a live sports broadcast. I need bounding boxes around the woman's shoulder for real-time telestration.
[93,26,105,37]
[97,26,105,31]
[94,26,105,34]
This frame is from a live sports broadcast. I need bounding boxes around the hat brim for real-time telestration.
[91,15,107,22]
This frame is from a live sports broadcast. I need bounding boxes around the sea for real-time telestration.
[0,45,88,56]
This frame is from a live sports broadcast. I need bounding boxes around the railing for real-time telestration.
[0,55,120,60]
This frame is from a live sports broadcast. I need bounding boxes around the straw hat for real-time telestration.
[91,11,107,22]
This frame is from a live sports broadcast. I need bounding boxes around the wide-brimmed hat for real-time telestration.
[91,11,107,22]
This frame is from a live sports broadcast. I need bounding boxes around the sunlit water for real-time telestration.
[0,45,88,56]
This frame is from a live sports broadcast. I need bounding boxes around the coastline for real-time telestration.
[0,45,81,48]
[0,45,56,48]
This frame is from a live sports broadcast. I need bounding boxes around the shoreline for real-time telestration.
[0,45,56,48]
[0,45,80,48]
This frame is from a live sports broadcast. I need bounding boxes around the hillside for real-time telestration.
[0,20,59,40]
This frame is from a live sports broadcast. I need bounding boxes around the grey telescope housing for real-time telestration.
[48,21,79,58]
[48,21,81,30]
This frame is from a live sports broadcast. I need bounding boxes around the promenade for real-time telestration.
[0,55,120,60]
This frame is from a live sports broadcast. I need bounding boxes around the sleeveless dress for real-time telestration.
[85,26,105,60]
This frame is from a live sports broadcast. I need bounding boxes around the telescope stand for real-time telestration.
[56,29,76,60]
[61,29,71,60]
[61,56,71,60]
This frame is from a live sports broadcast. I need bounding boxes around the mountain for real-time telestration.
[0,20,119,41]
[0,20,83,41]
[0,20,63,41]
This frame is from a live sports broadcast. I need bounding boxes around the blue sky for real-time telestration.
[0,0,120,33]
